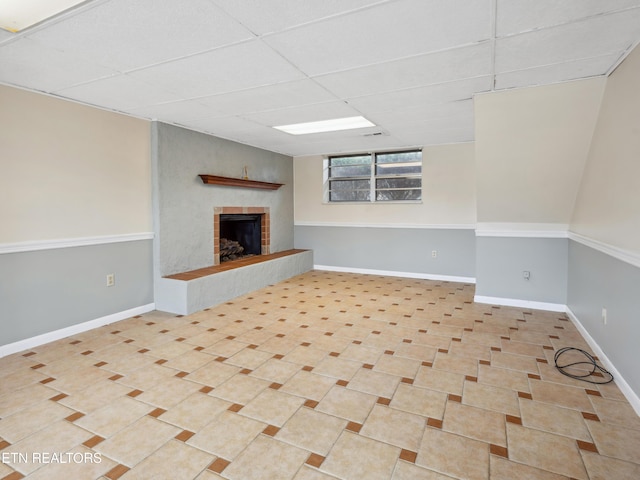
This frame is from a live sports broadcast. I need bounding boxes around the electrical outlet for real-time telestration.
[602,308,607,325]
[431,250,437,258]
[523,271,530,280]
[106,274,115,287]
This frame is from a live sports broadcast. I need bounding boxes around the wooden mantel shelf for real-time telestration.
[199,174,283,190]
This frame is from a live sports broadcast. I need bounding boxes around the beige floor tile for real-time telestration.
[0,382,58,417]
[460,332,502,348]
[163,350,217,372]
[135,376,203,409]
[102,353,158,375]
[413,366,465,395]
[186,361,241,387]
[321,431,401,480]
[448,342,491,361]
[283,345,329,366]
[490,351,540,373]
[529,379,595,412]
[2,421,93,475]
[209,374,271,404]
[347,368,401,398]
[224,435,309,480]
[316,385,377,423]
[393,343,437,362]
[75,396,151,437]
[0,399,75,443]
[506,423,588,479]
[249,358,301,383]
[432,353,478,377]
[312,356,362,380]
[374,355,421,378]
[339,343,383,364]
[392,461,455,479]
[225,348,274,370]
[500,340,545,358]
[257,336,307,355]
[489,455,569,480]
[280,370,343,401]
[120,439,213,480]
[276,406,347,455]
[589,396,640,429]
[519,398,592,441]
[586,419,640,464]
[443,401,506,446]
[187,410,266,460]
[47,365,115,394]
[390,383,448,419]
[59,379,132,414]
[94,416,181,467]
[412,332,452,350]
[462,381,520,416]
[159,392,231,431]
[239,388,305,427]
[360,404,426,451]
[116,363,178,391]
[476,364,530,393]
[417,427,489,480]
[202,339,247,358]
[0,368,49,396]
[581,450,640,480]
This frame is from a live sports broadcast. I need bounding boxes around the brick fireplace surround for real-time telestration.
[213,206,270,266]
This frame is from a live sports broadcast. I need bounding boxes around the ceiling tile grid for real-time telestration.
[0,0,639,156]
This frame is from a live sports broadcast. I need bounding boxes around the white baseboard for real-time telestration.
[0,303,155,358]
[566,308,640,416]
[473,295,566,312]
[314,264,476,284]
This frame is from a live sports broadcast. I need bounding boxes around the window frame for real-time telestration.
[325,149,422,204]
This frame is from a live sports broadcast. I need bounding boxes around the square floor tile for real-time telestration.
[316,385,377,423]
[276,407,347,455]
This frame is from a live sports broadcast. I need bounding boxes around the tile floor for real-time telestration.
[1,271,639,479]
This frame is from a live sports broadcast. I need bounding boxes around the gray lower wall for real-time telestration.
[0,240,154,346]
[294,226,476,278]
[475,237,568,304]
[567,240,640,397]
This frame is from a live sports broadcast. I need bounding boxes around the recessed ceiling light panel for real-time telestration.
[274,116,375,135]
[0,0,88,32]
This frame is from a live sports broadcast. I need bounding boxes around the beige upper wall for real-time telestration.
[0,85,152,243]
[294,143,476,226]
[571,45,640,254]
[475,77,606,228]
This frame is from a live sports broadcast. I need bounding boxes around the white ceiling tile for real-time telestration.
[264,0,492,76]
[0,37,116,92]
[28,0,254,71]
[129,40,306,99]
[127,100,224,124]
[212,0,386,35]
[197,79,337,116]
[181,115,269,138]
[314,43,493,99]
[241,101,363,127]
[347,76,492,115]
[56,74,183,111]
[496,9,640,72]
[367,100,475,130]
[497,0,640,36]
[495,54,617,90]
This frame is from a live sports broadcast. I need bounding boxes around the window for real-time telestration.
[327,150,422,202]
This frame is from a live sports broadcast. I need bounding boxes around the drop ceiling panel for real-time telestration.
[496,0,640,36]
[56,74,182,111]
[0,37,116,92]
[348,76,492,115]
[242,101,364,127]
[129,40,306,99]
[212,0,387,35]
[496,9,640,73]
[264,0,492,76]
[28,0,254,71]
[128,100,225,124]
[197,79,338,116]
[314,43,493,99]
[495,54,619,90]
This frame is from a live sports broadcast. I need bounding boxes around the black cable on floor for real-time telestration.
[554,347,614,384]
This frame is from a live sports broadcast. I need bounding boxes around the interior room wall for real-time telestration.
[293,143,476,279]
[568,44,640,403]
[0,85,154,350]
[473,78,605,306]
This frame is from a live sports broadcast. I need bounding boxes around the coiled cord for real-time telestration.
[554,347,614,384]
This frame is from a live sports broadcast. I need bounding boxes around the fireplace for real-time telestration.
[213,207,270,265]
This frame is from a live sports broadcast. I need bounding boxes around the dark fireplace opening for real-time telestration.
[219,214,262,262]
